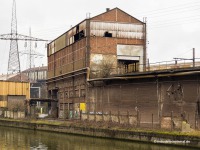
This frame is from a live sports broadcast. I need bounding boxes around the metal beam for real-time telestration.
[0,33,49,41]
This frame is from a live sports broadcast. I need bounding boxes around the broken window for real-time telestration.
[74,25,85,42]
[74,30,85,42]
[166,83,184,101]
[104,31,112,37]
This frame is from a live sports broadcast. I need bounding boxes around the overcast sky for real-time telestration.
[0,0,200,74]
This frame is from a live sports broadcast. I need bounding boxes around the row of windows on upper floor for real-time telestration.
[48,22,145,56]
[26,71,47,80]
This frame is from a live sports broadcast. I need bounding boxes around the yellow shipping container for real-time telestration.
[0,101,7,107]
[0,81,30,99]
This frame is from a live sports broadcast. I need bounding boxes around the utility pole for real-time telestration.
[193,48,195,67]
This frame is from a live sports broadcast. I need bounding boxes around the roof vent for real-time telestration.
[106,8,110,12]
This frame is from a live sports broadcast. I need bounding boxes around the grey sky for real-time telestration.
[0,0,200,74]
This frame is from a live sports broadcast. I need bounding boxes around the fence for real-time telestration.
[4,111,25,119]
[81,111,138,126]
[78,110,199,131]
[148,59,200,71]
[90,60,200,78]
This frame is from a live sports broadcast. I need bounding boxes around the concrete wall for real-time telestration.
[87,74,200,130]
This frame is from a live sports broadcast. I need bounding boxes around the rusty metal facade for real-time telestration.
[48,21,87,56]
[90,21,144,39]
[87,73,200,129]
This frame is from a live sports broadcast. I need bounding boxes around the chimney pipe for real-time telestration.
[106,8,110,12]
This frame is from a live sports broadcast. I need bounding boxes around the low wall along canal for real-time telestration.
[0,118,199,149]
[0,125,197,150]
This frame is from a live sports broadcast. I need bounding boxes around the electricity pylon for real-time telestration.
[0,0,48,75]
[20,28,45,70]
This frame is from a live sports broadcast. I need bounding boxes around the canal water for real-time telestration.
[0,126,196,150]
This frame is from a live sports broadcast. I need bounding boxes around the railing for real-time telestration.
[90,59,200,78]
[147,59,200,71]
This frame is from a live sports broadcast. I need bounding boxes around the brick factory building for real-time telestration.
[47,8,146,118]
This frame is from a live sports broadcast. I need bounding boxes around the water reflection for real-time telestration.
[0,126,196,150]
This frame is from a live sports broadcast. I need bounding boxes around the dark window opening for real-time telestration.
[118,60,139,73]
[74,30,85,42]
[52,89,58,99]
[65,92,68,97]
[197,100,200,116]
[104,31,112,37]
[30,87,40,98]
[69,91,74,98]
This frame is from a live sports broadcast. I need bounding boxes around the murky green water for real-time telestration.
[0,126,196,150]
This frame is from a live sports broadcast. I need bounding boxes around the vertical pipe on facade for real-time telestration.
[198,75,200,98]
[72,30,75,119]
[68,87,69,119]
[108,86,110,110]
[85,19,90,113]
[143,17,147,72]
[156,77,161,127]
[95,87,97,113]
[62,79,65,119]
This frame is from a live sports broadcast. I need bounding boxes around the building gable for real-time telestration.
[91,8,143,24]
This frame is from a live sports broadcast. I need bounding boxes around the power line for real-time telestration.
[174,49,193,58]
[0,0,48,76]
[135,1,200,17]
[149,14,200,25]
[139,7,200,20]
[149,18,200,29]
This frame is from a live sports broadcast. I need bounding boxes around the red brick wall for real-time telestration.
[92,8,143,24]
[90,37,144,54]
[47,38,87,79]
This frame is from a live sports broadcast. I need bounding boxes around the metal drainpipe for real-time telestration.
[85,18,90,114]
[85,67,90,115]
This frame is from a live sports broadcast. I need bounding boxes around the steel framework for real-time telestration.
[0,0,48,75]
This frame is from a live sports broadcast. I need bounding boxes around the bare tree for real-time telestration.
[98,57,115,78]
[90,55,116,78]
[8,100,25,112]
